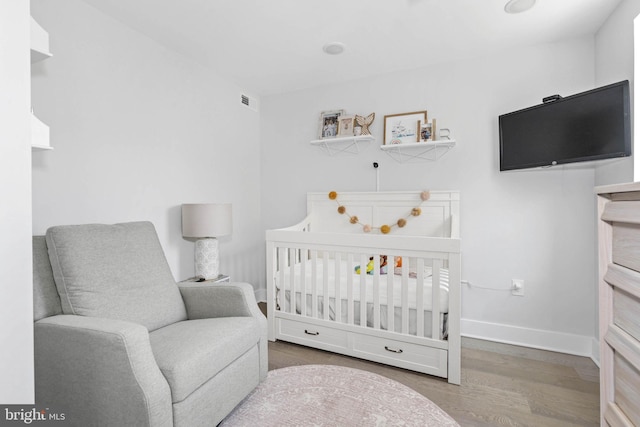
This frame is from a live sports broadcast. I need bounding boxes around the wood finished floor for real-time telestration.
[267,338,599,426]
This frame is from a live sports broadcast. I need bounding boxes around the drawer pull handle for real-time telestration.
[304,329,319,336]
[385,346,403,354]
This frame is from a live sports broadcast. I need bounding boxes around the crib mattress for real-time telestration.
[275,259,449,313]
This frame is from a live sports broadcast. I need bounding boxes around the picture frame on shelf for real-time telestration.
[383,111,427,145]
[420,119,437,142]
[318,109,345,139]
[420,121,432,142]
[337,115,355,136]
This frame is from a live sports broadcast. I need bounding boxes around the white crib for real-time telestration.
[266,190,461,384]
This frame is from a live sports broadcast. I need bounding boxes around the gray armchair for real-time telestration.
[33,221,267,427]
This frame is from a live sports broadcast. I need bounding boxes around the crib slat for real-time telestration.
[311,250,318,318]
[289,249,296,315]
[387,258,394,333]
[323,252,330,321]
[448,253,462,385]
[278,247,286,313]
[360,254,367,327]
[431,259,442,340]
[347,253,354,326]
[402,260,409,334]
[373,255,380,330]
[300,249,307,317]
[416,258,425,337]
[335,253,342,323]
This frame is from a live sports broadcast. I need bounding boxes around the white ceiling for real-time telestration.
[80,0,623,96]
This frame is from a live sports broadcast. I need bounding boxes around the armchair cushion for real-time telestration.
[149,317,261,403]
[178,282,269,380]
[46,222,187,331]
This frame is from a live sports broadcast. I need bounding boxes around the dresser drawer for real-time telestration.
[612,222,640,273]
[614,287,640,343]
[276,317,348,351]
[613,352,640,426]
[352,333,447,374]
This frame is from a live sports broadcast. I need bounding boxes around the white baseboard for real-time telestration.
[590,337,600,367]
[461,318,595,358]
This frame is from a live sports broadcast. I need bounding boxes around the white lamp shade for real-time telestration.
[182,203,232,238]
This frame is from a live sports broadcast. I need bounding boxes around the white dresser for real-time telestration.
[597,182,640,426]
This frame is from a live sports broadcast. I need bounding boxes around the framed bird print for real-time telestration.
[383,111,427,145]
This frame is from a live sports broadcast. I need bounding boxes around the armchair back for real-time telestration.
[44,221,187,331]
[33,236,62,321]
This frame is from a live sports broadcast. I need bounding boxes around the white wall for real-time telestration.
[0,1,35,403]
[261,37,599,355]
[594,0,640,185]
[31,0,264,294]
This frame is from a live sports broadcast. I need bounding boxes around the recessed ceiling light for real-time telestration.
[504,0,536,14]
[323,42,345,55]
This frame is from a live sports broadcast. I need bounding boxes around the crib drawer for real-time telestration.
[276,317,349,352]
[352,334,447,376]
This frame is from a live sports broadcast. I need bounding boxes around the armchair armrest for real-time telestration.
[177,281,264,320]
[35,315,172,427]
[177,282,268,380]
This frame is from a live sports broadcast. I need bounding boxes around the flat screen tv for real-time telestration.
[499,80,631,171]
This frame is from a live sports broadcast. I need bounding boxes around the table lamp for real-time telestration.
[181,203,232,280]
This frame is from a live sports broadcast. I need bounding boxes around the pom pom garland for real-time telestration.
[327,190,429,234]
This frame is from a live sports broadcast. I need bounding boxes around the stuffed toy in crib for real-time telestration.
[355,255,388,275]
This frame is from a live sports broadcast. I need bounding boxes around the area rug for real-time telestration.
[220,364,459,426]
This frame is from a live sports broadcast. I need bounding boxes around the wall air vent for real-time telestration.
[240,93,258,112]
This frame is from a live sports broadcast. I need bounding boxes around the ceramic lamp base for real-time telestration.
[195,237,219,280]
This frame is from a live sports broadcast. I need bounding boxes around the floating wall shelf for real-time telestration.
[30,17,53,151]
[310,135,375,156]
[31,114,52,151]
[30,17,52,63]
[380,139,456,163]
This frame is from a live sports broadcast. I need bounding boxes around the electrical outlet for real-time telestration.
[512,279,525,296]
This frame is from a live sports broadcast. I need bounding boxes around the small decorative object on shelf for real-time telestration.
[355,113,375,135]
[337,115,355,136]
[318,109,345,139]
[383,111,427,145]
[419,118,438,142]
